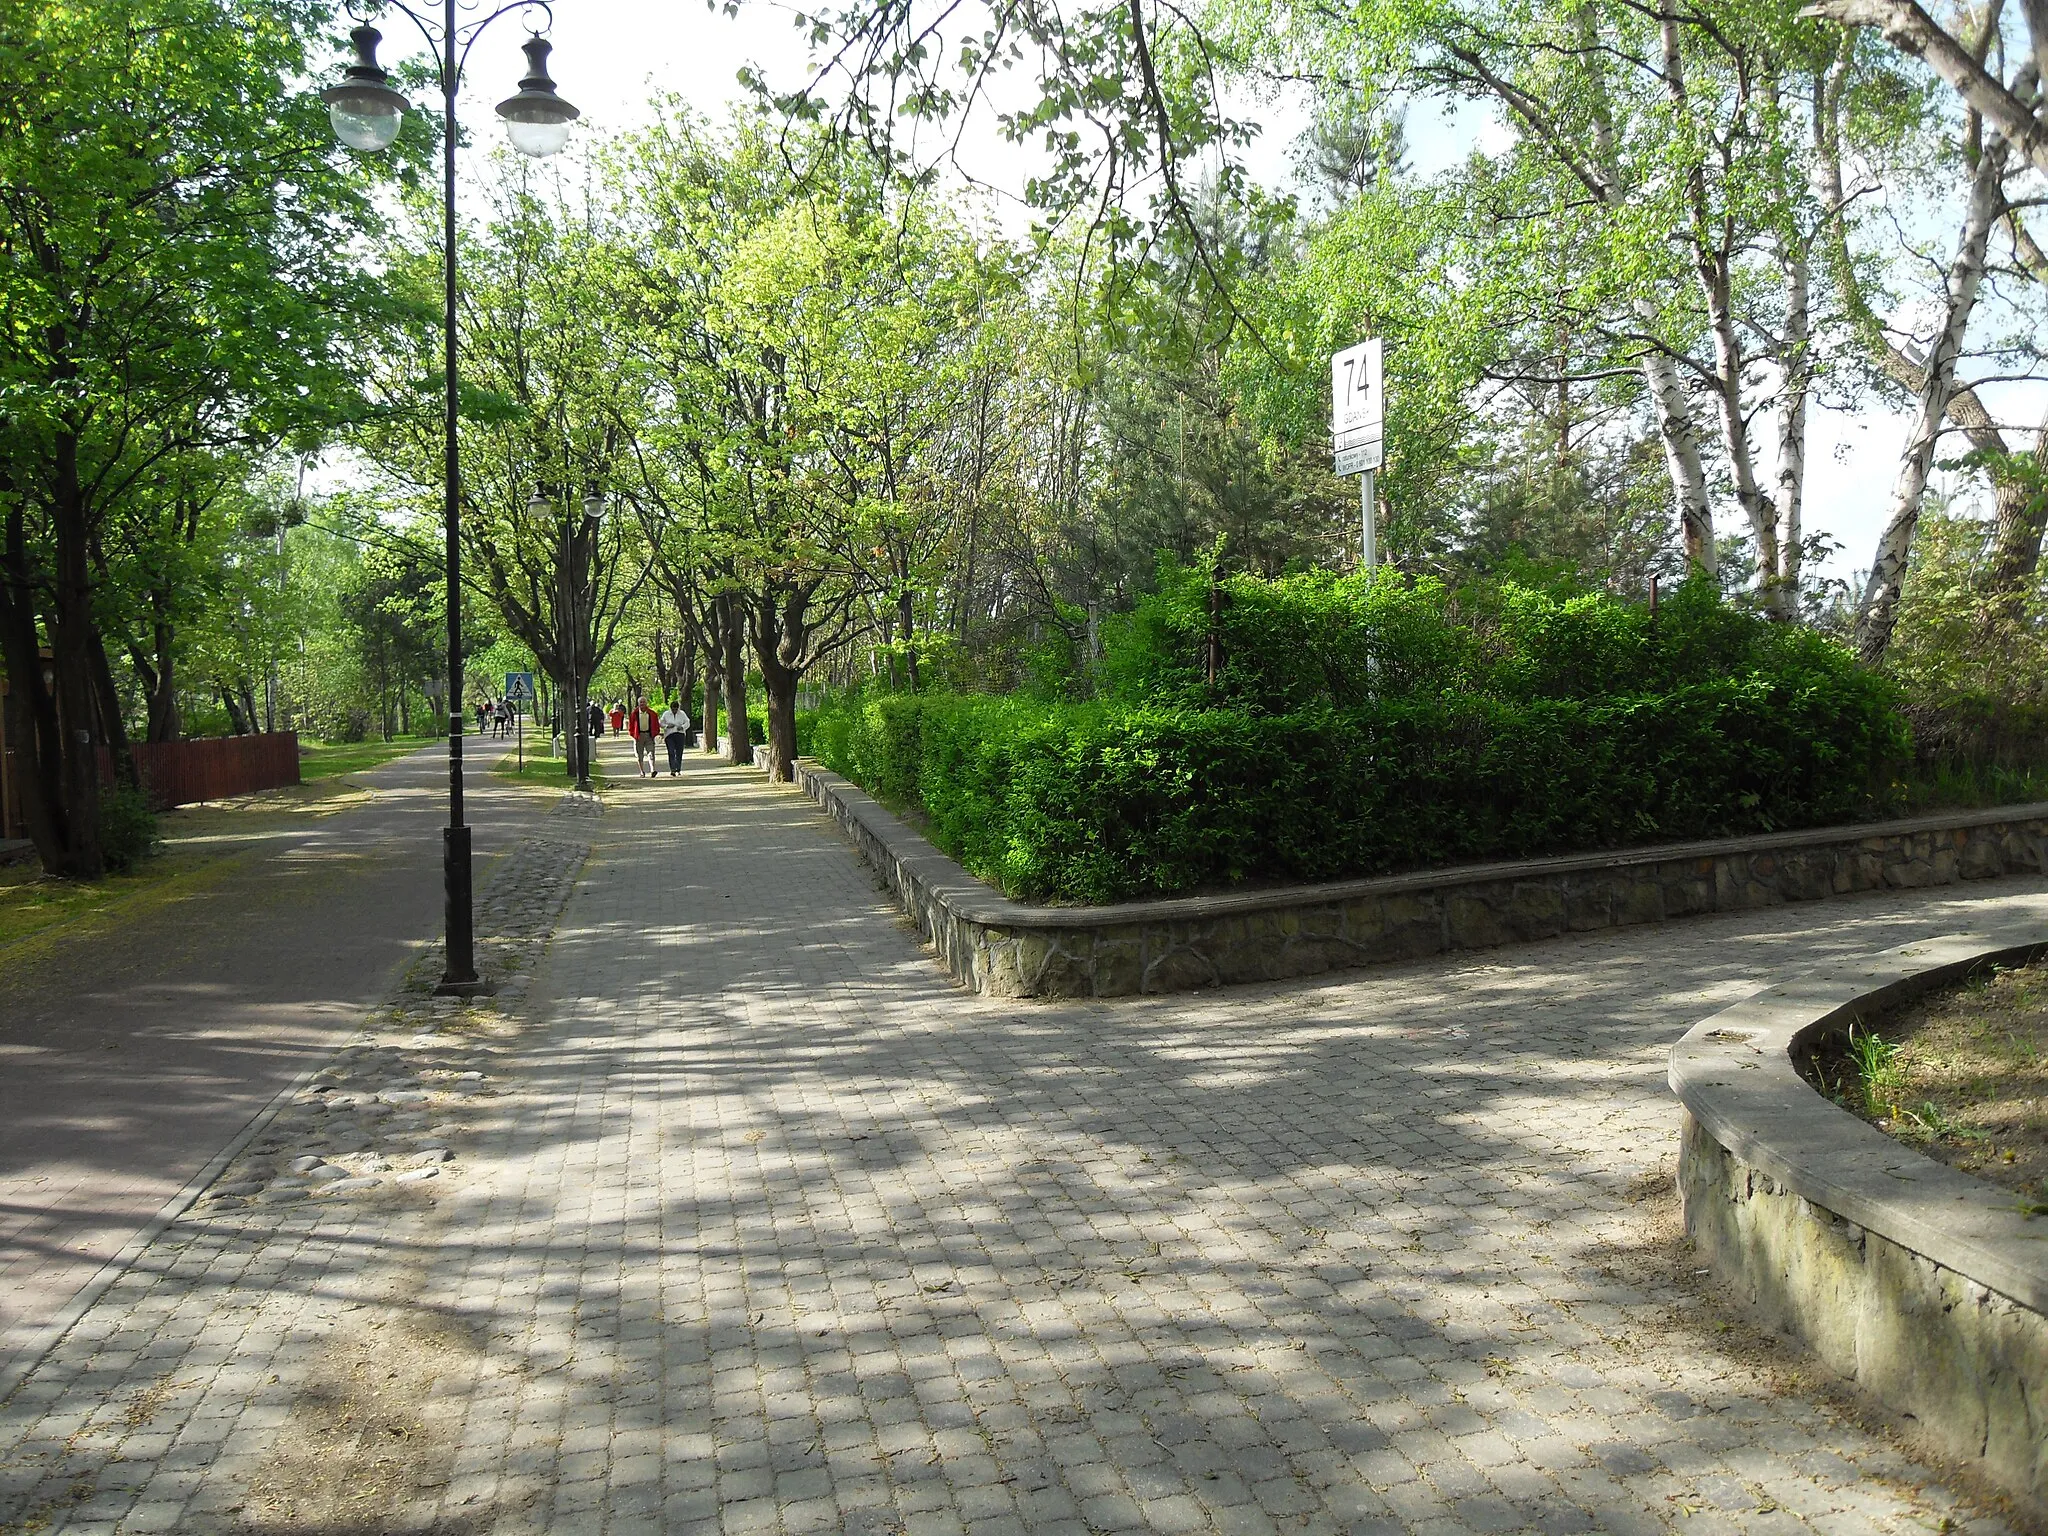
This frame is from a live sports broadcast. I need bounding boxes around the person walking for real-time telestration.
[475,699,489,736]
[659,698,691,777]
[627,695,660,778]
[609,700,626,736]
[587,700,604,740]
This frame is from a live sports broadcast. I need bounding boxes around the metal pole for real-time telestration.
[1360,469,1377,574]
[435,0,482,996]
[572,519,592,793]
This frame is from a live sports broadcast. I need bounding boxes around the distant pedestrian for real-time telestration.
[627,695,659,778]
[659,698,691,777]
[587,701,604,739]
[610,701,626,736]
[475,700,489,736]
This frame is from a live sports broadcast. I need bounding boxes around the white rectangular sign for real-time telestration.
[1331,337,1383,440]
[1335,440,1383,476]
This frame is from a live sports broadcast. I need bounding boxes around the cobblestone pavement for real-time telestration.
[3,741,2045,1535]
[0,734,542,1396]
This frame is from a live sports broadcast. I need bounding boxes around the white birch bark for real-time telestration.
[1772,233,1811,621]
[1636,328,1717,575]
[1851,131,2011,663]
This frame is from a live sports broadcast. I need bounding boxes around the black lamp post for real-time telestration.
[323,3,580,997]
[526,488,606,794]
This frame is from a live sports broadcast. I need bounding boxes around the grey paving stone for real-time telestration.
[0,751,2038,1536]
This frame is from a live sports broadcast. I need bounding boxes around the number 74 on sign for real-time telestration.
[1330,338,1385,569]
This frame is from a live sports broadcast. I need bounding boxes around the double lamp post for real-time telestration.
[321,2,585,995]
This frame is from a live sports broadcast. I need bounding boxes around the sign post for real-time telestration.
[1330,338,1385,572]
[505,671,535,770]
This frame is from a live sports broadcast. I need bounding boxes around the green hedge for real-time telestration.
[816,687,1906,904]
[813,571,1910,903]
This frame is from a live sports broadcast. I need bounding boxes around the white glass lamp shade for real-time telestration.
[525,489,556,522]
[328,95,405,152]
[581,492,607,523]
[503,116,574,158]
[496,37,579,160]
[322,26,408,153]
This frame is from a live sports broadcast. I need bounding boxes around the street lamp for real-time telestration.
[525,487,606,794]
[324,2,580,998]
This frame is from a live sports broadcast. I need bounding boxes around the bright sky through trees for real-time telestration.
[429,0,1927,587]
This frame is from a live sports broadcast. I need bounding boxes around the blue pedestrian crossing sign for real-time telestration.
[504,671,535,704]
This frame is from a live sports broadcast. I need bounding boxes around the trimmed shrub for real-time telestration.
[98,779,160,874]
[814,569,1910,903]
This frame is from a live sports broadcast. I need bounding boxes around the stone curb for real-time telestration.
[1670,920,2048,1509]
[1670,923,2048,1312]
[767,752,2048,997]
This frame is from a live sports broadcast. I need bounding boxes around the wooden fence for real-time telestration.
[101,732,302,810]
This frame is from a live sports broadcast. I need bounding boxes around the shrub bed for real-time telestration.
[813,570,1910,903]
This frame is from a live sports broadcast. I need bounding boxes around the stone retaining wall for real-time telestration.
[1670,928,2048,1512]
[783,755,2048,997]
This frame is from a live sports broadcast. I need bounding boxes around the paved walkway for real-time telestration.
[2,741,2042,1535]
[0,735,540,1395]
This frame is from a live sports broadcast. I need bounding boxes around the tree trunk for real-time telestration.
[0,491,73,872]
[674,651,698,723]
[750,593,804,784]
[1980,405,2048,613]
[143,602,180,742]
[763,672,798,782]
[50,436,105,876]
[1772,231,1812,621]
[700,599,724,755]
[1854,132,2010,664]
[221,685,251,736]
[721,591,753,766]
[1636,337,1715,576]
[898,587,920,691]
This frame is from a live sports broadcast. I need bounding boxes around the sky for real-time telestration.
[388,0,1952,591]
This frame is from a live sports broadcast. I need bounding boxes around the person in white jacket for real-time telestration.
[658,700,692,777]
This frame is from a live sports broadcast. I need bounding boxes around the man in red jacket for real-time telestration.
[626,695,660,778]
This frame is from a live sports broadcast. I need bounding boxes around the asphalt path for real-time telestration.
[0,733,548,1394]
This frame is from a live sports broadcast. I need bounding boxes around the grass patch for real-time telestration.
[1896,759,2048,814]
[298,737,435,781]
[492,748,604,788]
[1802,961,2048,1211]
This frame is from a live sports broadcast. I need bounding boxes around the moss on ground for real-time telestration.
[0,778,371,956]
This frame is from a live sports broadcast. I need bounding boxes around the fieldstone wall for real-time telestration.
[786,756,2048,998]
[1681,1113,2048,1505]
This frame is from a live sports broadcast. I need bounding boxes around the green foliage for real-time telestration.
[96,781,159,875]
[1102,558,1888,716]
[815,572,1909,902]
[1847,1021,1906,1120]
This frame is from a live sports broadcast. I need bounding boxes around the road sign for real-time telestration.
[1335,440,1383,476]
[1330,337,1383,446]
[1332,338,1387,573]
[504,671,535,704]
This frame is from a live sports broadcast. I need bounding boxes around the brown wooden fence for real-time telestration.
[101,732,302,810]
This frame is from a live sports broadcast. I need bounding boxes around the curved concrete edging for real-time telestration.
[768,751,2048,997]
[1671,920,2048,1507]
